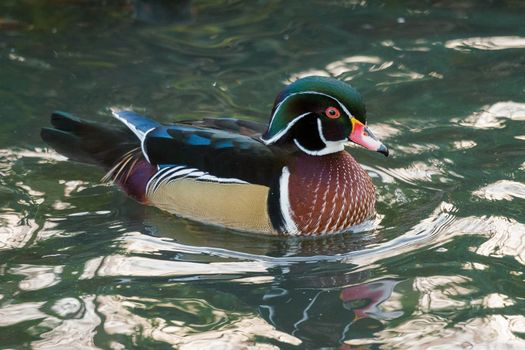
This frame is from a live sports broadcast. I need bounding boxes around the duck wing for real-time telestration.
[112,110,286,186]
[177,117,267,138]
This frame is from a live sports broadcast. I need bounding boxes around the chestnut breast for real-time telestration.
[287,151,376,236]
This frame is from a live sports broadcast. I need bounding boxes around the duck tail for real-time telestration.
[41,111,158,202]
[41,111,140,169]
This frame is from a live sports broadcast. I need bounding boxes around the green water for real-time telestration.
[1,0,525,348]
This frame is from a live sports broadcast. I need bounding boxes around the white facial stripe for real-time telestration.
[316,118,346,153]
[261,112,310,144]
[267,91,354,135]
[293,139,344,156]
[291,118,345,156]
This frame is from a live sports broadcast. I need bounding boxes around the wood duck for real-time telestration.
[41,76,388,237]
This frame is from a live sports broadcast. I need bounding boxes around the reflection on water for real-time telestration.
[10,264,63,291]
[350,314,525,350]
[460,102,525,129]
[341,279,402,321]
[445,36,525,51]
[474,180,525,201]
[97,294,301,349]
[1,0,525,348]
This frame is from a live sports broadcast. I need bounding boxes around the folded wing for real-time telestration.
[112,111,286,186]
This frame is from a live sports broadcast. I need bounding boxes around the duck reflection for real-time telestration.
[259,268,402,347]
[340,279,402,322]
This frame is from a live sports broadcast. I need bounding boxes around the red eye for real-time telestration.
[325,106,340,119]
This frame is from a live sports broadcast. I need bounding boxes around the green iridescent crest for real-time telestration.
[261,76,366,143]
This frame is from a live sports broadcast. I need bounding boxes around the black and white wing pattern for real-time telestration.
[112,110,287,187]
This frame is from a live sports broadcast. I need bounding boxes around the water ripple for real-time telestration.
[2,1,525,347]
[71,201,460,277]
[347,314,525,349]
[9,264,63,291]
[473,180,525,201]
[459,101,525,129]
[97,294,301,349]
[446,36,525,51]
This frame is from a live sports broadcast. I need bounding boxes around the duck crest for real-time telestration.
[286,151,376,236]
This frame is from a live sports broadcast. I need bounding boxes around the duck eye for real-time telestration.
[325,106,340,119]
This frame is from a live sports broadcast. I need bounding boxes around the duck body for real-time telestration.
[41,76,388,237]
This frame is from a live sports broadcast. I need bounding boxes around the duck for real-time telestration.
[41,76,388,237]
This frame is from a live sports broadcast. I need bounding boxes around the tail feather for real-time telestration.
[41,111,140,169]
[41,126,96,164]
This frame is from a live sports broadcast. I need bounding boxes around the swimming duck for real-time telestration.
[41,76,388,236]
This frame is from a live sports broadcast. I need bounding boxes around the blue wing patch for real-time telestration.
[214,139,234,149]
[186,134,212,146]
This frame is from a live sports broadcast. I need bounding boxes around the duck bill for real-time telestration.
[349,118,389,157]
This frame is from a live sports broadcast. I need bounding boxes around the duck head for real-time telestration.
[261,76,388,157]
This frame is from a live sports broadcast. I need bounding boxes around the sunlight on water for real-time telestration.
[445,36,525,51]
[1,0,525,348]
[459,102,525,129]
[474,180,525,201]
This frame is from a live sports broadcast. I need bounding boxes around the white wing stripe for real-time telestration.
[111,110,148,140]
[140,128,155,163]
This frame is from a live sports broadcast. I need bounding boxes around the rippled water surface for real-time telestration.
[1,1,525,349]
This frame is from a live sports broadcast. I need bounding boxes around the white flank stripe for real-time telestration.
[146,166,248,198]
[146,166,183,195]
[170,168,198,177]
[279,167,299,235]
[197,174,247,184]
[151,166,185,191]
[185,171,206,178]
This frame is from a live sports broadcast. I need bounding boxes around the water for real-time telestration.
[1,0,524,348]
